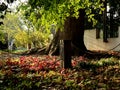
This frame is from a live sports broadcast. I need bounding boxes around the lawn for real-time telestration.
[0,53,120,90]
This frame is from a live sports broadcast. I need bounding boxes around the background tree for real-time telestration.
[0,2,8,49]
[0,0,51,51]
[88,0,120,40]
[0,0,17,49]
[108,0,120,38]
[0,12,24,50]
[0,11,51,51]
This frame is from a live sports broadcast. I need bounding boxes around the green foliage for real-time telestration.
[30,30,51,48]
[0,29,6,44]
[20,0,104,31]
[0,11,51,49]
[14,30,29,47]
[96,57,119,66]
[14,29,50,48]
[1,13,22,43]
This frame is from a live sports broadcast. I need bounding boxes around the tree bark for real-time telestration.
[71,9,87,56]
[60,40,72,68]
[25,9,87,69]
[96,28,100,39]
[103,0,108,42]
[28,9,87,58]
[46,9,87,56]
[45,31,60,55]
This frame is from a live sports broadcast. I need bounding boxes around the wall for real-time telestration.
[84,27,120,51]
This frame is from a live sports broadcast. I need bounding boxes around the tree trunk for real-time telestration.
[46,9,87,55]
[96,28,100,39]
[46,9,87,56]
[110,8,114,37]
[45,31,60,55]
[60,40,72,68]
[71,9,87,56]
[26,9,87,69]
[103,0,108,42]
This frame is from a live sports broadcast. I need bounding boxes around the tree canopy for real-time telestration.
[20,0,104,31]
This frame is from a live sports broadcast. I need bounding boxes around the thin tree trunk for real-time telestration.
[110,8,114,37]
[60,40,72,68]
[103,0,108,42]
[45,31,60,55]
[96,28,100,39]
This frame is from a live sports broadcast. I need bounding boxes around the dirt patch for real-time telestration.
[0,50,120,60]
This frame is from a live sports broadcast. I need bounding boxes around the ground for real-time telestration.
[0,50,120,89]
[0,50,120,60]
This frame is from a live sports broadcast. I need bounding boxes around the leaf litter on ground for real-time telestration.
[0,51,120,89]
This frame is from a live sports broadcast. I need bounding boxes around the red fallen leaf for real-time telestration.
[17,56,62,71]
[19,56,26,61]
[6,60,18,66]
[72,61,77,67]
[34,67,41,71]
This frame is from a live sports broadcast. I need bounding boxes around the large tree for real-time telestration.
[19,0,104,68]
[21,0,104,50]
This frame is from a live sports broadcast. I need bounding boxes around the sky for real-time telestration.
[0,0,28,12]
